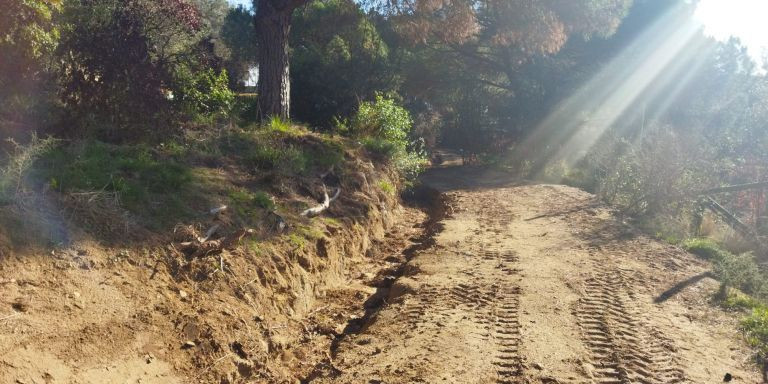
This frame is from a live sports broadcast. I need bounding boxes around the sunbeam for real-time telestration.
[518,4,711,178]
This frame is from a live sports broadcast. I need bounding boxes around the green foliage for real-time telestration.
[0,0,60,62]
[34,141,193,217]
[351,95,411,142]
[0,0,61,126]
[174,68,235,120]
[56,0,213,139]
[290,0,398,127]
[228,188,275,227]
[683,237,768,301]
[265,116,294,133]
[351,95,427,179]
[287,233,307,250]
[742,306,768,355]
[715,252,767,300]
[219,129,344,175]
[377,180,395,195]
[723,290,763,312]
[233,93,259,122]
[220,5,256,89]
[296,224,324,241]
[682,238,729,261]
[0,135,58,205]
[362,137,399,158]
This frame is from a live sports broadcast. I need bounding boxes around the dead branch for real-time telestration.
[694,181,768,196]
[209,205,228,215]
[199,224,220,242]
[189,228,255,258]
[301,184,341,217]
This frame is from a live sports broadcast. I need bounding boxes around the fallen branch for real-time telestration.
[693,181,768,196]
[190,228,255,258]
[199,224,220,243]
[209,205,228,215]
[301,185,341,217]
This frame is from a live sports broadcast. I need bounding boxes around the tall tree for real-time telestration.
[254,0,632,121]
[255,0,309,119]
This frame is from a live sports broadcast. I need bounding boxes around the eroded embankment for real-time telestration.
[0,160,431,384]
[301,184,452,383]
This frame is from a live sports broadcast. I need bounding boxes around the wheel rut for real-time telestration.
[307,181,759,383]
[576,264,686,384]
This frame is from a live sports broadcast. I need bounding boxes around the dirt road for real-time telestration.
[310,167,761,383]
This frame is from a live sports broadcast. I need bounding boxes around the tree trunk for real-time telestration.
[255,0,296,121]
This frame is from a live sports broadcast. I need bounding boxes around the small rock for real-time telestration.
[179,290,188,299]
[12,299,29,313]
[723,373,733,382]
[532,362,543,370]
[181,341,196,349]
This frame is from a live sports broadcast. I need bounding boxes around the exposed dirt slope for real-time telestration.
[0,150,428,384]
[310,167,760,383]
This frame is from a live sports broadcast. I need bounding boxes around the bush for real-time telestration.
[351,95,427,179]
[378,180,395,195]
[743,307,768,355]
[57,0,210,139]
[0,135,58,205]
[682,238,729,261]
[351,95,411,142]
[265,116,294,133]
[174,68,235,120]
[577,129,706,217]
[715,252,767,299]
[683,237,768,300]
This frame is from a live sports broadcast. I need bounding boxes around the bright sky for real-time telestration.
[226,0,252,9]
[694,0,768,66]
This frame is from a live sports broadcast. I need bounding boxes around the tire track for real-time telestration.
[474,245,524,384]
[492,285,523,384]
[576,265,685,384]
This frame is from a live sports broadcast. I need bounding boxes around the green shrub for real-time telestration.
[351,95,411,143]
[233,93,259,123]
[378,180,395,195]
[0,135,58,205]
[351,95,427,179]
[743,306,768,355]
[715,252,767,299]
[218,129,341,175]
[683,237,768,300]
[175,68,235,120]
[362,137,399,158]
[723,290,763,311]
[682,238,728,261]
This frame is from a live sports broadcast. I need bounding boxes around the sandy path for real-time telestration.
[310,170,760,383]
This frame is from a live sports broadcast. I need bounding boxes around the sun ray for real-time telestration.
[514,4,712,179]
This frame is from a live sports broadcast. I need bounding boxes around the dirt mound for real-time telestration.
[0,142,430,383]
